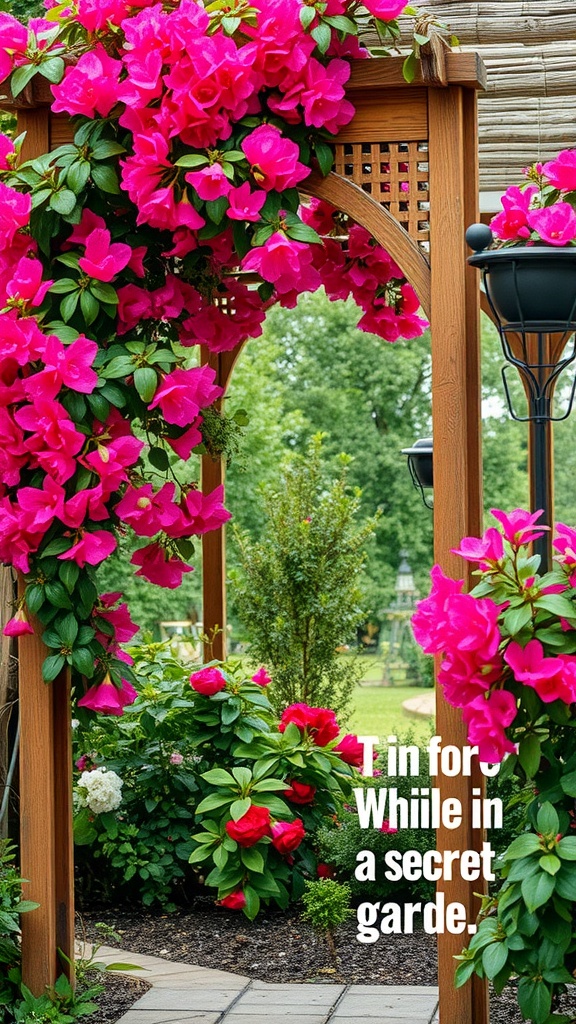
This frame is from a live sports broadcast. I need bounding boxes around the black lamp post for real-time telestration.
[401,437,433,509]
[466,223,576,571]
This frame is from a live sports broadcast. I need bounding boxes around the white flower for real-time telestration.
[76,766,123,815]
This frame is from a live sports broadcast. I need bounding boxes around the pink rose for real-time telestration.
[271,819,305,854]
[279,703,339,747]
[190,666,227,696]
[284,779,316,804]
[225,805,271,847]
[218,890,246,910]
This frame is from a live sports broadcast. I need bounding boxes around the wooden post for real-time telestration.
[428,85,489,1024]
[16,107,75,994]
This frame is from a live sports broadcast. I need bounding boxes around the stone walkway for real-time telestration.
[95,945,439,1024]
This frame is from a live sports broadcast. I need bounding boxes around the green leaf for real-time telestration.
[242,886,260,920]
[481,941,508,980]
[560,770,576,797]
[322,14,357,33]
[205,196,228,224]
[201,768,236,786]
[134,367,158,403]
[503,833,542,860]
[299,5,315,28]
[521,869,555,912]
[44,580,73,609]
[285,222,321,244]
[454,959,476,988]
[57,613,78,645]
[557,836,576,860]
[241,846,264,873]
[537,802,560,835]
[535,593,576,618]
[66,161,91,193]
[26,585,45,614]
[195,793,233,814]
[57,563,79,593]
[50,189,76,216]
[60,290,80,322]
[554,866,576,900]
[91,164,120,194]
[403,51,418,84]
[90,140,126,159]
[50,278,79,295]
[175,154,209,169]
[80,289,99,326]
[518,734,541,778]
[230,797,251,820]
[504,602,533,635]
[314,141,334,177]
[38,55,65,83]
[10,63,38,98]
[517,977,552,1024]
[311,22,331,53]
[148,446,170,471]
[539,854,561,876]
[71,647,95,677]
[42,653,65,682]
[89,281,118,304]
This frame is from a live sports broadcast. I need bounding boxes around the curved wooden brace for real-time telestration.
[301,169,431,317]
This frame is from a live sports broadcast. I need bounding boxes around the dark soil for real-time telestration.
[81,900,576,1024]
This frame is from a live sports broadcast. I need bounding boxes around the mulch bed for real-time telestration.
[82,900,576,1024]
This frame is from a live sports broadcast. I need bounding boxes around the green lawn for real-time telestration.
[347,684,435,746]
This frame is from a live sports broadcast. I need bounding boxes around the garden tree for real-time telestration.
[230,436,379,717]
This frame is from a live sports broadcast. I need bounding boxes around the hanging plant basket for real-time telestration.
[468,246,576,330]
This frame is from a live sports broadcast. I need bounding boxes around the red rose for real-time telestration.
[333,733,374,768]
[271,819,305,855]
[317,862,335,879]
[218,890,246,910]
[190,667,227,696]
[225,805,271,847]
[284,779,316,804]
[278,703,339,747]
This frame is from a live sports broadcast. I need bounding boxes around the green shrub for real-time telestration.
[230,435,379,718]
[73,642,357,917]
[301,879,352,956]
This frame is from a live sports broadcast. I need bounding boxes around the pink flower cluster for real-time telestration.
[413,508,576,762]
[491,149,576,246]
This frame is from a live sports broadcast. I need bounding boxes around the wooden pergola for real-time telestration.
[5,51,490,1024]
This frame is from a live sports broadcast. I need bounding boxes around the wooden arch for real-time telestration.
[6,53,488,1024]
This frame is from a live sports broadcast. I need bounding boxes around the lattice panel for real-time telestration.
[335,141,430,253]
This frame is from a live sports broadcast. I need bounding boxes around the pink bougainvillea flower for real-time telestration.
[241,232,321,295]
[543,149,576,192]
[64,209,106,247]
[96,593,139,644]
[78,228,132,282]
[115,482,180,536]
[163,419,204,460]
[148,365,222,427]
[5,257,52,308]
[131,542,193,588]
[15,398,85,484]
[17,475,66,529]
[0,12,28,83]
[411,564,464,654]
[527,203,576,246]
[461,689,517,763]
[360,0,406,18]
[251,666,271,687]
[438,648,502,708]
[504,639,576,704]
[226,182,266,222]
[190,666,227,695]
[24,335,98,401]
[167,484,231,538]
[0,182,31,250]
[3,608,34,637]
[62,485,108,527]
[185,164,232,201]
[380,820,398,834]
[58,528,117,568]
[241,125,309,191]
[271,819,305,854]
[490,185,537,243]
[490,507,549,547]
[279,703,339,747]
[51,46,122,118]
[218,890,246,910]
[299,58,354,133]
[451,527,505,570]
[553,523,576,568]
[77,674,137,716]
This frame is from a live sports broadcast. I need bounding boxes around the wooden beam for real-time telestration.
[428,84,488,1024]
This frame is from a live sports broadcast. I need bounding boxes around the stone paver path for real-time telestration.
[94,945,439,1024]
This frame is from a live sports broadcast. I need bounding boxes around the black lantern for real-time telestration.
[401,437,433,509]
[466,223,576,569]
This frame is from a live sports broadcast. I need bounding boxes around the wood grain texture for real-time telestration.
[200,348,228,663]
[302,171,431,315]
[428,85,488,1024]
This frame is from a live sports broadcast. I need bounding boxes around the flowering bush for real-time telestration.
[413,510,576,1024]
[0,0,427,712]
[73,640,362,913]
[490,149,576,247]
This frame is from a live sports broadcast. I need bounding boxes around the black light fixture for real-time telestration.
[401,437,433,509]
[466,222,576,569]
